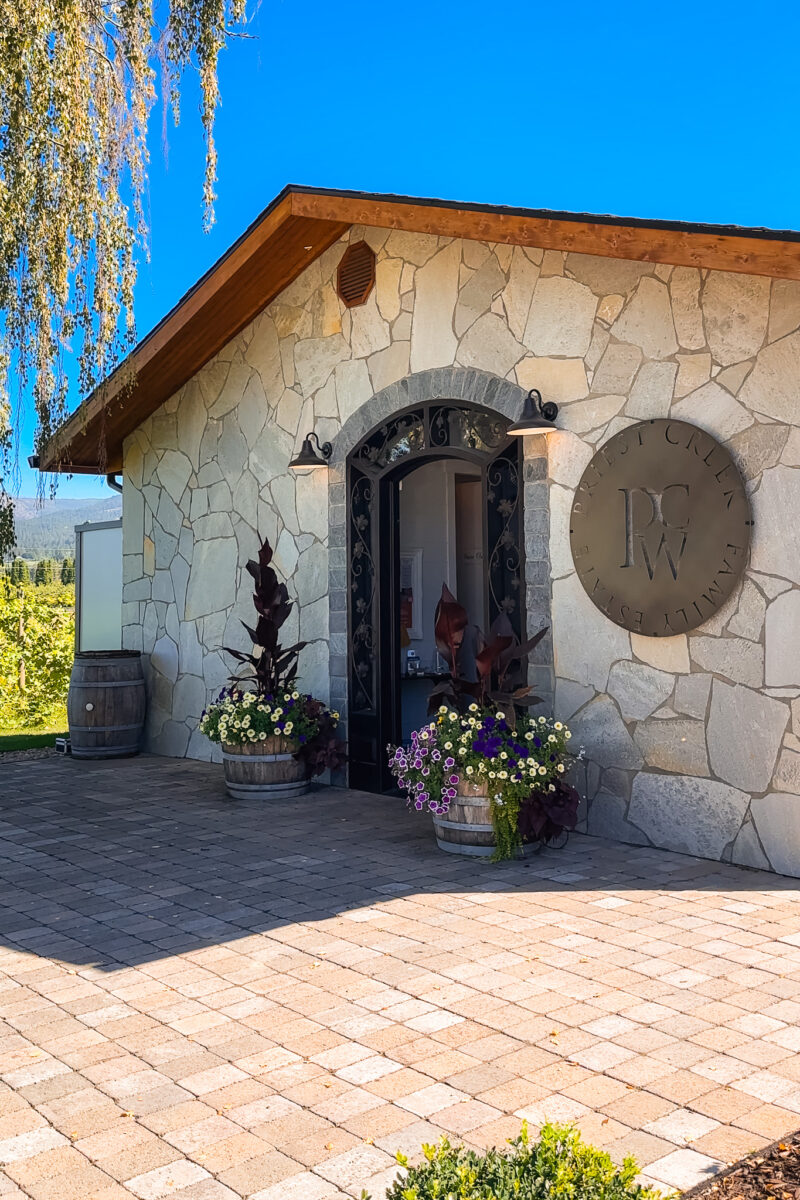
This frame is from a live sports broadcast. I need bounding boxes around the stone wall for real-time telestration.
[121,223,800,874]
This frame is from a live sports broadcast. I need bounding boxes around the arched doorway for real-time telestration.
[347,401,524,791]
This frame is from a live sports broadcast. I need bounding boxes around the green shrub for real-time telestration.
[367,1123,667,1200]
[0,577,74,729]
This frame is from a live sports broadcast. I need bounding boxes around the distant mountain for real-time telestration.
[9,495,122,561]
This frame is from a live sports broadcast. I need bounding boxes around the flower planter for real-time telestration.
[432,775,496,857]
[222,737,309,800]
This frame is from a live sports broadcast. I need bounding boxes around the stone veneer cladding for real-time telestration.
[121,224,800,876]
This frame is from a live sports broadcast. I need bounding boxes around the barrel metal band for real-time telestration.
[222,751,295,763]
[432,818,494,834]
[70,723,143,732]
[71,679,145,688]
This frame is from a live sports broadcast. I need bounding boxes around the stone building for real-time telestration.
[42,186,800,875]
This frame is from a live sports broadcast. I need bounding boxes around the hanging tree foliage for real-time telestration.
[0,0,248,555]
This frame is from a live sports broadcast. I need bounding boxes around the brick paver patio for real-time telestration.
[2,757,800,1198]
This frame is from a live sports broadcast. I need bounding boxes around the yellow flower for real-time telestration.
[548,735,556,744]
[284,721,293,734]
[333,711,340,720]
[499,770,508,780]
[466,765,474,775]
[554,721,563,731]
[557,764,565,773]
[496,711,505,720]
[438,705,448,714]
[444,742,452,750]
[565,730,572,739]
[539,716,546,724]
[500,751,508,760]
[469,703,479,713]
[538,766,547,776]
[449,712,458,722]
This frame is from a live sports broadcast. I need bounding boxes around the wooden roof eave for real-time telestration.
[38,186,800,474]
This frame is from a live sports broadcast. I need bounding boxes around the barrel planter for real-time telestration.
[222,737,309,800]
[432,775,497,856]
[67,650,146,759]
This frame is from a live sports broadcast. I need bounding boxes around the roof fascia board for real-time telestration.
[289,189,800,279]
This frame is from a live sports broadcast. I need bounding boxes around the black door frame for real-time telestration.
[346,401,524,792]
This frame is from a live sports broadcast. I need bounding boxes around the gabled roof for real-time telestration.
[40,184,800,473]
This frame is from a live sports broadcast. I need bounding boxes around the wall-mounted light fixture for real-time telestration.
[507,389,559,436]
[289,431,333,470]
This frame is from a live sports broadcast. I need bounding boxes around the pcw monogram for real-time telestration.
[620,485,690,581]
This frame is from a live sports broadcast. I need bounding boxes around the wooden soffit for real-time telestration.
[40,186,800,473]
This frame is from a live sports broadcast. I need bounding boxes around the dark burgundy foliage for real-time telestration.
[518,781,580,844]
[428,583,575,847]
[223,535,346,774]
[428,584,547,728]
[297,698,347,778]
[224,537,306,695]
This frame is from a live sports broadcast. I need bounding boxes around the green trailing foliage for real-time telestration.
[0,576,74,729]
[365,1123,667,1200]
[0,0,248,555]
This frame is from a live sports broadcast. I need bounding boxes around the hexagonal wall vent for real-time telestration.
[336,241,376,308]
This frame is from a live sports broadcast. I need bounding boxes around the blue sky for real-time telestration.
[16,0,800,498]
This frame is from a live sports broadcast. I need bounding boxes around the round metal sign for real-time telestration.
[569,419,752,638]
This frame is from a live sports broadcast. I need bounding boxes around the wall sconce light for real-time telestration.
[507,389,559,435]
[289,430,333,470]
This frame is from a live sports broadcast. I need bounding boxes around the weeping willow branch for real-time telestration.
[0,0,247,554]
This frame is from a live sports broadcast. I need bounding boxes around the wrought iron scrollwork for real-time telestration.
[486,448,522,639]
[349,470,376,712]
[429,406,508,453]
[347,400,523,730]
[351,410,425,474]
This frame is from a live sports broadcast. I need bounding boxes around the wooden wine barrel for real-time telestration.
[432,776,496,856]
[68,651,146,759]
[222,737,309,800]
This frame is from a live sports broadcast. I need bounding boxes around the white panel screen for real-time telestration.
[77,522,122,651]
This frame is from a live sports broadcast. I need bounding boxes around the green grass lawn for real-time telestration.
[0,726,67,753]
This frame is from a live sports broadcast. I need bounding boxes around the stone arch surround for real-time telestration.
[326,366,554,767]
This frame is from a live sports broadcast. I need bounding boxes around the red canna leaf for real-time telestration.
[475,635,513,680]
[433,584,468,671]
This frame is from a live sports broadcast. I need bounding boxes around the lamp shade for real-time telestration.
[289,432,332,470]
[507,389,559,436]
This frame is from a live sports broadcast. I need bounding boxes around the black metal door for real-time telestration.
[485,440,524,642]
[346,402,522,793]
[347,467,400,792]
